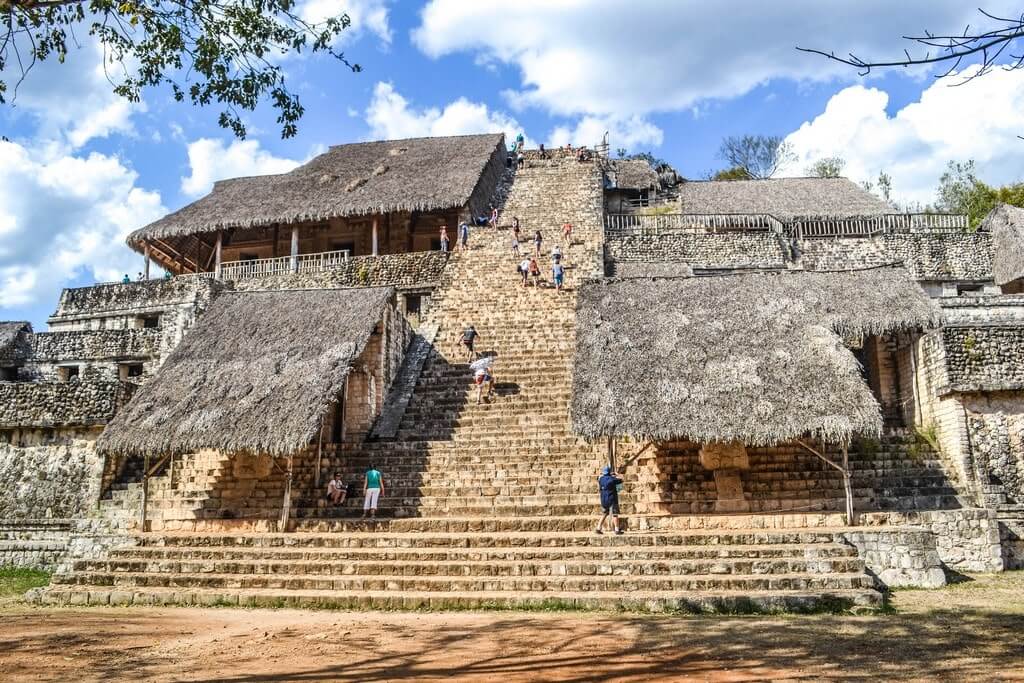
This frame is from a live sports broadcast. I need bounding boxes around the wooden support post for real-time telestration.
[140,454,150,532]
[280,453,294,531]
[842,444,855,526]
[607,437,616,471]
[214,233,223,280]
[144,245,151,280]
[290,226,299,273]
[315,420,325,491]
[372,216,379,256]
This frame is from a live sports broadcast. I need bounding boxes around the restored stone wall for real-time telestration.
[31,329,160,363]
[860,508,1004,572]
[883,232,993,281]
[964,392,1024,504]
[942,326,1024,392]
[0,520,72,570]
[0,381,134,428]
[234,252,449,292]
[52,276,222,321]
[0,427,105,519]
[605,233,786,272]
[940,294,1024,325]
[840,527,946,588]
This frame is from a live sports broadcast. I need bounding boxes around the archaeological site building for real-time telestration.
[3,134,1024,612]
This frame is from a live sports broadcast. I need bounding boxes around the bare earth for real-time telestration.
[2,573,1023,682]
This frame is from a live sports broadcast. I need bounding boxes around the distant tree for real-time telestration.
[718,135,794,179]
[806,156,846,178]
[935,160,1024,228]
[862,170,894,204]
[709,166,752,181]
[621,150,670,169]
[0,0,362,139]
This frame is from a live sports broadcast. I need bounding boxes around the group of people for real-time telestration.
[325,464,385,519]
[512,220,573,292]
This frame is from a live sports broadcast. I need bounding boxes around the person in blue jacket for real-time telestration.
[596,465,623,535]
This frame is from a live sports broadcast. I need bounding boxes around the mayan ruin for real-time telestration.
[0,132,1020,619]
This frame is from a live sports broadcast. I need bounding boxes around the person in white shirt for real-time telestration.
[326,472,347,507]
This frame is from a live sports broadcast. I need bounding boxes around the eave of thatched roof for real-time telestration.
[127,133,506,249]
[607,159,659,190]
[97,287,395,457]
[982,203,1024,285]
[679,177,891,219]
[572,266,940,445]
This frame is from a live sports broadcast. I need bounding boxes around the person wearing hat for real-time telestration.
[596,465,624,535]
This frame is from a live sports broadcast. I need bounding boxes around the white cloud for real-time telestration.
[548,115,663,151]
[181,139,302,197]
[365,82,530,145]
[4,42,142,149]
[414,1,1018,119]
[299,0,392,46]
[781,65,1024,207]
[0,141,164,310]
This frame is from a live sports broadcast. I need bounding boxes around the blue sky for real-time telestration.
[4,1,1024,329]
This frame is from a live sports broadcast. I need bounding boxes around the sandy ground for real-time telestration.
[2,573,1024,682]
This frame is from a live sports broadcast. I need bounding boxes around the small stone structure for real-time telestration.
[698,441,751,512]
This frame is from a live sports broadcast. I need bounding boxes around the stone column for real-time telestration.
[372,216,379,256]
[699,441,751,513]
[290,226,299,272]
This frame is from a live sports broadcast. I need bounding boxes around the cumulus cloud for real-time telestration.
[413,1,1017,118]
[781,65,1024,207]
[3,42,141,148]
[298,0,392,46]
[548,115,663,151]
[181,139,302,197]
[0,141,164,310]
[366,82,529,145]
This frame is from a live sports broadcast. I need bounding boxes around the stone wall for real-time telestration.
[940,295,1024,325]
[941,326,1024,393]
[0,325,32,367]
[0,427,105,519]
[964,392,1024,504]
[0,381,134,428]
[840,527,946,588]
[605,233,786,272]
[234,252,449,292]
[0,520,72,569]
[860,508,1003,572]
[52,276,222,321]
[31,328,160,362]
[883,232,993,281]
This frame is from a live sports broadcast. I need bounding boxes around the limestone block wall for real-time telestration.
[0,427,105,519]
[942,326,1024,392]
[940,295,1024,325]
[26,328,162,383]
[234,252,449,292]
[605,233,786,273]
[860,509,1004,572]
[882,232,993,281]
[964,392,1024,504]
[0,381,134,428]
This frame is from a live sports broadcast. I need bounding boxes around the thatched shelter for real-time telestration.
[572,266,940,446]
[606,160,659,190]
[679,177,890,219]
[981,203,1024,287]
[98,287,397,458]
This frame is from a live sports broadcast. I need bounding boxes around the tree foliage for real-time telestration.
[616,149,670,169]
[0,0,361,138]
[718,134,794,179]
[805,156,845,178]
[709,166,752,181]
[936,159,1024,228]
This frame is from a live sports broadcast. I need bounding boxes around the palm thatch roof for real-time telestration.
[98,287,395,457]
[572,266,940,445]
[127,134,506,248]
[0,321,32,366]
[606,160,659,190]
[981,203,1024,285]
[679,177,890,219]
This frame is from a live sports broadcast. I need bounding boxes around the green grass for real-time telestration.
[0,567,51,598]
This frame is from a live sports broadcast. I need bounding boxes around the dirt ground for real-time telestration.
[2,573,1024,682]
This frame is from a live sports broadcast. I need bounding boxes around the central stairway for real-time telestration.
[40,156,885,613]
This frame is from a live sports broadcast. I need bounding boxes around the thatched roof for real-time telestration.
[98,287,394,457]
[981,203,1024,285]
[679,177,890,219]
[572,266,940,445]
[0,321,32,366]
[128,134,506,248]
[606,160,659,190]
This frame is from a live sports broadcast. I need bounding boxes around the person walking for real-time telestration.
[596,466,623,535]
[458,221,470,252]
[552,260,565,293]
[460,324,480,361]
[361,464,384,520]
[439,225,450,253]
[533,230,543,257]
[562,222,573,245]
[519,256,532,287]
[528,256,541,287]
[511,234,521,257]
[474,365,495,404]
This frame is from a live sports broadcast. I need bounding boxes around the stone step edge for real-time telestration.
[34,586,884,614]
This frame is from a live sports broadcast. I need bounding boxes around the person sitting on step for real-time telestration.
[326,472,347,507]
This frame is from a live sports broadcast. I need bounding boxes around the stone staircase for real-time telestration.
[40,156,885,612]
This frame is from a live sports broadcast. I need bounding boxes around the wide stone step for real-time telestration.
[37,585,884,614]
[54,569,875,593]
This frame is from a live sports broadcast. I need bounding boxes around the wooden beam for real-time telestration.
[143,245,151,280]
[372,216,379,256]
[140,454,150,532]
[214,233,223,279]
[290,226,299,272]
[280,453,294,531]
[842,444,854,526]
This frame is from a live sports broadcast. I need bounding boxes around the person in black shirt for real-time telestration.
[460,325,479,362]
[596,466,623,535]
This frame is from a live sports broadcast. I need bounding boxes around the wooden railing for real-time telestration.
[219,249,350,281]
[605,212,968,238]
[605,213,785,236]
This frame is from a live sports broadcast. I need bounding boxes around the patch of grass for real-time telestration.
[0,567,51,598]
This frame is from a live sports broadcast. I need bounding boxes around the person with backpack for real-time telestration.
[362,464,384,520]
[596,466,623,535]
[552,260,565,293]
